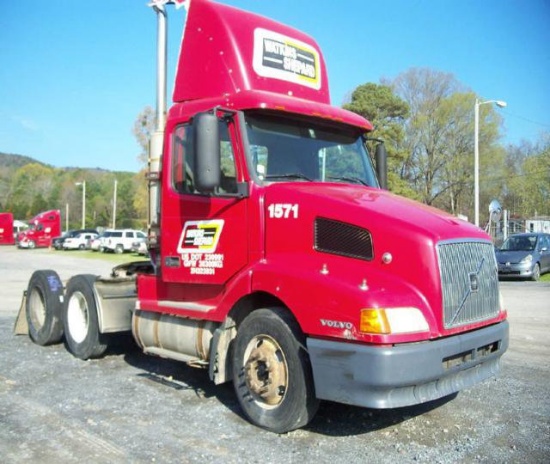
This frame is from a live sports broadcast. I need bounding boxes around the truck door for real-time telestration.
[161,116,248,286]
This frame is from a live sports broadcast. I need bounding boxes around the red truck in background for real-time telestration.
[20,0,508,433]
[17,209,61,249]
[0,212,15,245]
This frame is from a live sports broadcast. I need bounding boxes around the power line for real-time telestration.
[500,110,550,130]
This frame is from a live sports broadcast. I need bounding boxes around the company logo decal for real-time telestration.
[177,220,224,253]
[253,28,321,90]
[177,220,225,276]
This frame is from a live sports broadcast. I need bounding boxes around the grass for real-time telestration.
[541,273,550,282]
[53,248,147,264]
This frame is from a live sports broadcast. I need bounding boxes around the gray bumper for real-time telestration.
[307,320,509,409]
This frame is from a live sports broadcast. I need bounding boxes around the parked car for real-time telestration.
[103,229,146,254]
[132,240,148,256]
[53,229,98,250]
[63,232,99,250]
[90,230,114,252]
[495,232,550,281]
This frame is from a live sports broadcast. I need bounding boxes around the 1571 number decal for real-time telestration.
[268,203,299,219]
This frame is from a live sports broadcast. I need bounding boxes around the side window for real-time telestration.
[172,125,194,194]
[172,119,238,195]
[219,123,237,194]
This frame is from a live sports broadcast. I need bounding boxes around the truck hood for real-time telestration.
[495,250,531,264]
[262,182,498,339]
[277,183,486,242]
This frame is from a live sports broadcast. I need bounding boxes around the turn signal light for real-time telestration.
[359,307,429,334]
[359,309,390,334]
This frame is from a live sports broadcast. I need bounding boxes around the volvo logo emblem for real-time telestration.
[450,257,486,326]
[469,272,479,292]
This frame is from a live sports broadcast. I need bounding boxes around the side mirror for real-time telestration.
[375,142,388,190]
[489,199,502,223]
[194,112,221,193]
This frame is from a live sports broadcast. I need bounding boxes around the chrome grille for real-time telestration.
[437,241,500,329]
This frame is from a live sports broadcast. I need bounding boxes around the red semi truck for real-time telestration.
[21,0,508,433]
[18,209,61,249]
[0,212,15,245]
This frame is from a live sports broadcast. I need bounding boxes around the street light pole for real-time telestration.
[75,181,86,228]
[112,179,117,229]
[474,98,507,227]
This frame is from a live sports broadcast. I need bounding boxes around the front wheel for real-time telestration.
[531,263,541,281]
[62,274,107,360]
[232,308,319,433]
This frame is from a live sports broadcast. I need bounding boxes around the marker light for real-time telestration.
[360,308,429,334]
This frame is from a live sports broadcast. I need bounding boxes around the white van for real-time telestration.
[103,229,146,254]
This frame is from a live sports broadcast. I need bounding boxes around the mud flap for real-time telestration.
[13,291,29,336]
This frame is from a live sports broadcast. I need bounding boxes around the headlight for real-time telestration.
[520,254,533,264]
[359,307,429,334]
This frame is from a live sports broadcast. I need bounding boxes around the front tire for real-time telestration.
[25,270,64,345]
[62,274,107,359]
[531,263,541,281]
[232,308,319,433]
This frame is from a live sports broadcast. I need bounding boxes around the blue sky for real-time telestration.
[1,0,549,173]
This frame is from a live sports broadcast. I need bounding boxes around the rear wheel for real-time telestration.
[232,308,319,433]
[25,270,64,345]
[62,274,107,359]
[115,244,124,254]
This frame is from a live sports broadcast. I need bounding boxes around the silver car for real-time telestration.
[495,233,550,281]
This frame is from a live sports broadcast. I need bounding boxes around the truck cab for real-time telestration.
[134,0,508,432]
[0,212,15,245]
[18,209,61,249]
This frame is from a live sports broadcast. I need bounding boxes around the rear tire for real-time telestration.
[62,274,107,360]
[26,270,64,345]
[232,307,319,433]
[115,244,124,254]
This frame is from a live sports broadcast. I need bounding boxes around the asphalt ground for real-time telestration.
[0,246,549,463]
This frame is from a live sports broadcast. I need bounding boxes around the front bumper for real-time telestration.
[307,320,509,409]
[498,262,533,278]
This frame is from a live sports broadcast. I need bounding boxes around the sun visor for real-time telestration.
[173,0,330,104]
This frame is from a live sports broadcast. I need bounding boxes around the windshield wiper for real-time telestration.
[265,173,313,181]
[327,175,368,186]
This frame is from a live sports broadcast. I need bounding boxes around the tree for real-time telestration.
[133,106,156,165]
[6,163,56,218]
[343,83,417,198]
[388,68,505,219]
[115,175,139,228]
[132,106,156,226]
[513,135,550,218]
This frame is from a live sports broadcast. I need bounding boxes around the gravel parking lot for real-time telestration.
[1,246,549,463]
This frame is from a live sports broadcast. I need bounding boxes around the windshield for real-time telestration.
[500,235,537,252]
[244,113,378,187]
